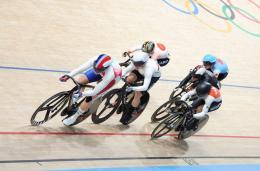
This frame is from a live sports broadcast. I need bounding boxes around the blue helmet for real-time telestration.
[203,54,217,65]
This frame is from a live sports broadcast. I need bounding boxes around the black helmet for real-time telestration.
[196,82,211,97]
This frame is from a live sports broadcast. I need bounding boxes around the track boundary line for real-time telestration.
[0,131,260,139]
[0,156,260,164]
[1,65,260,90]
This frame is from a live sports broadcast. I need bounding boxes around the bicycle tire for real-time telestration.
[151,98,179,123]
[31,91,69,126]
[169,89,177,100]
[91,89,121,124]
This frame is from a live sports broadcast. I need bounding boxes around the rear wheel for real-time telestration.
[127,92,150,124]
[31,91,69,126]
[151,98,179,123]
[151,113,184,139]
[178,115,209,140]
[91,89,121,124]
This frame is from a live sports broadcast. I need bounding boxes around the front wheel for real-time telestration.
[151,113,184,139]
[91,89,121,124]
[151,98,179,123]
[31,91,69,126]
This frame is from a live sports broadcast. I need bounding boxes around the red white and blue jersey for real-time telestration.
[67,57,122,97]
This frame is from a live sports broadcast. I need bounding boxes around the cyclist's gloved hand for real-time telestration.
[59,75,69,82]
[122,51,129,57]
[126,86,133,92]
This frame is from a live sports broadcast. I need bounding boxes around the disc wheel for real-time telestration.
[31,91,69,126]
[178,115,209,140]
[127,93,150,124]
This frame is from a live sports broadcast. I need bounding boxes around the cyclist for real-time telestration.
[123,41,170,67]
[120,51,161,124]
[59,54,122,126]
[202,54,229,81]
[190,67,220,89]
[177,66,220,90]
[180,81,222,130]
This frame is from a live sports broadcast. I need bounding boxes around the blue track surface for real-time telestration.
[52,164,260,171]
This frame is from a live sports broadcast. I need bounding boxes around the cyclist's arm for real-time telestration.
[67,58,95,77]
[122,63,135,78]
[213,69,221,78]
[82,67,115,97]
[180,89,196,101]
[128,45,142,53]
[193,96,214,119]
[131,68,153,92]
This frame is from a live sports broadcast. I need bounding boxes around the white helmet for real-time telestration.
[131,51,149,67]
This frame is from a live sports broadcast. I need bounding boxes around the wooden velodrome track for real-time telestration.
[0,0,260,171]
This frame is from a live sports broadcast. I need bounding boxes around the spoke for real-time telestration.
[52,97,68,112]
[155,123,169,136]
[44,108,51,121]
[97,106,109,117]
[38,106,52,112]
[47,95,64,106]
[51,95,67,108]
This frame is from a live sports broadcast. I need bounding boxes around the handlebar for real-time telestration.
[66,75,95,90]
[119,52,133,67]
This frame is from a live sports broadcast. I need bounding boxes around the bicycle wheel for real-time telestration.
[151,113,184,139]
[178,115,209,140]
[169,89,178,100]
[91,89,121,124]
[151,98,179,123]
[127,92,150,124]
[31,91,69,126]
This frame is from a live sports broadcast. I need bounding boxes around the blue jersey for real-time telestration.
[212,58,228,74]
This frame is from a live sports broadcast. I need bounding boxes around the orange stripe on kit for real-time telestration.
[209,87,221,98]
[156,43,166,51]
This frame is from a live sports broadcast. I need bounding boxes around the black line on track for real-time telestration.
[0,156,260,164]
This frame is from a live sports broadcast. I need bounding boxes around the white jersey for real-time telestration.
[122,58,161,92]
[67,58,122,97]
[181,87,222,119]
[128,42,170,60]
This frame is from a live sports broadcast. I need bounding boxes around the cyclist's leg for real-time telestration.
[63,70,102,125]
[126,70,142,110]
[73,69,101,100]
[78,69,102,112]
[186,98,205,130]
[84,69,102,83]
[131,77,160,111]
[126,70,138,84]
[191,98,205,111]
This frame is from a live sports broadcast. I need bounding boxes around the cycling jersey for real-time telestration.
[67,58,122,97]
[181,87,222,119]
[122,58,161,92]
